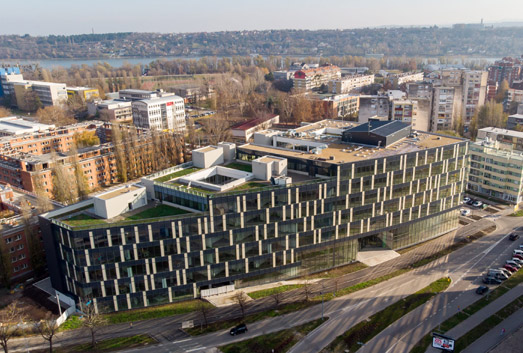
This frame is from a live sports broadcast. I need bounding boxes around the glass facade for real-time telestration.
[43,140,468,313]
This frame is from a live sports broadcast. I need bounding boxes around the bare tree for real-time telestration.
[50,153,78,205]
[197,300,211,328]
[302,279,313,302]
[271,291,284,308]
[0,302,25,353]
[80,301,107,349]
[233,292,249,319]
[20,203,46,277]
[35,106,75,126]
[34,314,58,353]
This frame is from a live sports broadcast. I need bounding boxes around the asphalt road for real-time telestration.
[357,214,523,353]
[8,209,510,353]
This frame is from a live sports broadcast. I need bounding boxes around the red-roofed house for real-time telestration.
[231,115,280,142]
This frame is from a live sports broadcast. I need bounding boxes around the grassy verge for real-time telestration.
[219,318,327,353]
[321,278,451,353]
[126,204,189,220]
[454,296,523,352]
[154,168,199,182]
[36,335,156,352]
[509,209,523,217]
[104,300,212,324]
[306,262,368,279]
[59,315,83,331]
[410,270,523,353]
[247,284,304,300]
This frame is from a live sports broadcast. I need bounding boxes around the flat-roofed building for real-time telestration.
[293,65,341,91]
[11,80,67,110]
[0,117,55,137]
[469,127,523,204]
[230,115,280,142]
[385,72,424,89]
[66,86,100,102]
[132,95,186,132]
[119,89,174,101]
[40,119,467,313]
[88,100,133,122]
[329,74,374,94]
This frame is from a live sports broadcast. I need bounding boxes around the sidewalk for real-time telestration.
[463,308,523,353]
[426,283,523,353]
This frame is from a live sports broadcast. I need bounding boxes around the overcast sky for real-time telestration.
[2,0,523,35]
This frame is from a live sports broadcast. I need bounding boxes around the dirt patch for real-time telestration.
[0,290,56,322]
[470,215,483,221]
[485,207,500,214]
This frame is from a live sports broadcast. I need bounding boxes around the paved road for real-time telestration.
[8,208,509,353]
[354,213,523,353]
[486,316,523,353]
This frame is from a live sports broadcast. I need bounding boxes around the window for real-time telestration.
[15,235,22,241]
[5,238,12,244]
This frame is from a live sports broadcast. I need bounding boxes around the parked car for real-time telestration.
[475,285,489,294]
[461,209,471,216]
[230,323,248,336]
[503,264,518,273]
[466,199,475,205]
[487,269,509,279]
[483,276,502,285]
[472,200,483,208]
[509,233,520,241]
[511,257,523,265]
[514,254,523,261]
[519,243,523,249]
[506,260,522,269]
[513,249,523,256]
[463,197,471,204]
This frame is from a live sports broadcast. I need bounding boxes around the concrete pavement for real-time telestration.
[487,319,523,353]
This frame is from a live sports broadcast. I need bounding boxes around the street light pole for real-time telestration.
[321,291,324,321]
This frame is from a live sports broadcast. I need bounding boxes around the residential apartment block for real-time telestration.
[385,72,425,89]
[328,74,374,94]
[87,100,133,122]
[119,89,174,101]
[469,127,523,204]
[40,119,467,313]
[293,65,341,91]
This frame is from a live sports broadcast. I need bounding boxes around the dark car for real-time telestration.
[509,233,520,241]
[475,286,489,295]
[230,323,248,336]
[466,199,475,205]
[483,276,502,285]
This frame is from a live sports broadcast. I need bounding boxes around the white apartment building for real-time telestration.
[88,99,133,122]
[132,95,186,132]
[462,70,488,127]
[328,74,375,94]
[119,89,174,101]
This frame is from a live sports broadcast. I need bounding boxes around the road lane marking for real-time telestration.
[185,347,207,352]
[172,339,192,344]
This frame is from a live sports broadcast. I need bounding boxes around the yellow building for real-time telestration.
[67,86,100,102]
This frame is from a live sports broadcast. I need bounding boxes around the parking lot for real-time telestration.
[459,194,508,224]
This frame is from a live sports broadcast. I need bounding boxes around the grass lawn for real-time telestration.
[307,262,368,279]
[46,334,156,352]
[247,284,304,300]
[170,182,214,194]
[59,315,83,331]
[225,162,252,172]
[126,204,189,220]
[321,277,451,353]
[104,300,213,324]
[232,181,272,191]
[220,318,326,353]
[509,209,523,217]
[154,168,200,183]
[410,269,523,353]
[63,214,106,226]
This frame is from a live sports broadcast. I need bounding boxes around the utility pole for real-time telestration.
[320,291,324,321]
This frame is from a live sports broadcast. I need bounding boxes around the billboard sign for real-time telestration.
[432,333,455,351]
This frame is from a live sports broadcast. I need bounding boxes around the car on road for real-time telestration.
[509,233,520,241]
[483,276,502,285]
[460,209,471,216]
[230,323,248,336]
[503,264,518,273]
[506,260,522,269]
[472,200,483,208]
[463,197,471,204]
[475,285,489,294]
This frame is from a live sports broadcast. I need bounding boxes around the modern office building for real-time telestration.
[40,119,467,313]
[468,127,523,204]
[67,87,100,102]
[506,113,523,130]
[0,67,23,98]
[132,96,186,132]
[11,80,68,110]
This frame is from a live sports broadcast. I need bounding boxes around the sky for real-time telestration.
[2,0,523,36]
